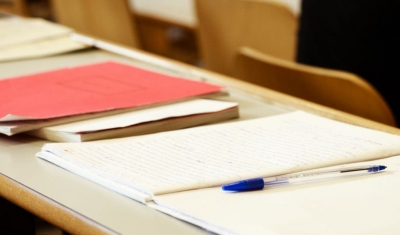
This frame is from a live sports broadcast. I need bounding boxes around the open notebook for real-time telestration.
[36,111,400,234]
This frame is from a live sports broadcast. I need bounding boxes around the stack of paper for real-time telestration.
[0,16,88,62]
[27,99,238,142]
[0,61,236,142]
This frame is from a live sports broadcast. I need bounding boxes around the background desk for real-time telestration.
[1,0,301,65]
[128,0,301,64]
[129,0,301,28]
[0,47,399,234]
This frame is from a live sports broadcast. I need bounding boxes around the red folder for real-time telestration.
[0,61,223,121]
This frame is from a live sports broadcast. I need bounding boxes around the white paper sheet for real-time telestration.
[45,99,237,133]
[0,17,72,48]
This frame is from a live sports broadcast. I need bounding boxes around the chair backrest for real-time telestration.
[235,47,396,126]
[195,0,298,77]
[50,0,140,48]
[0,0,28,16]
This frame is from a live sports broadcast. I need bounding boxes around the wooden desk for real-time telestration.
[0,46,399,234]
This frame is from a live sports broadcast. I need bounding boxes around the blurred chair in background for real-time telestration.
[195,0,298,77]
[50,0,140,48]
[0,0,28,16]
[234,47,396,126]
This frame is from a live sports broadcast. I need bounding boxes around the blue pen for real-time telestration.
[222,165,387,192]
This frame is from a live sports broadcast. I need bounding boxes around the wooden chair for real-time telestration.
[50,0,140,48]
[234,47,396,126]
[195,0,298,77]
[0,0,28,16]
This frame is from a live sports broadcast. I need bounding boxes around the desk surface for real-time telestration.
[1,48,399,235]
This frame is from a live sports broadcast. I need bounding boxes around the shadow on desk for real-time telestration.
[0,134,40,145]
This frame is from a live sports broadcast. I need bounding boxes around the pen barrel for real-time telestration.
[277,171,340,181]
[271,165,384,182]
[269,169,376,185]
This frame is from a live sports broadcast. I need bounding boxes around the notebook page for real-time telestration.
[38,151,152,203]
[151,155,400,235]
[38,111,400,196]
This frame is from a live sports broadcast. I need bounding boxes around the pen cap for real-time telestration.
[368,165,386,172]
[222,178,264,191]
